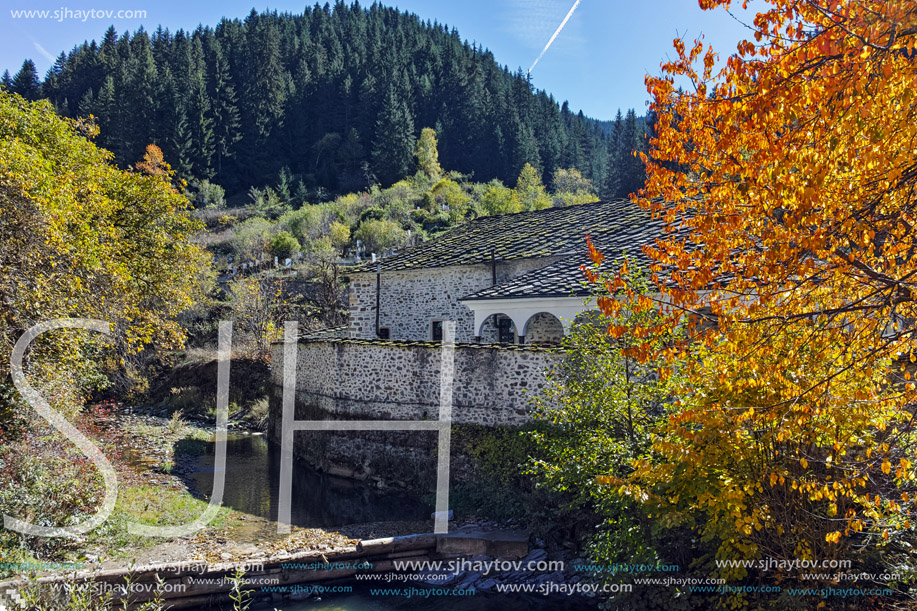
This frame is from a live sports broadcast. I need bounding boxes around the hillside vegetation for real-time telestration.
[4,2,648,200]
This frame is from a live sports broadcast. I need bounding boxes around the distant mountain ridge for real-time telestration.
[3,1,648,198]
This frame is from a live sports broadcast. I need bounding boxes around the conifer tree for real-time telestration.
[186,37,215,179]
[11,60,41,100]
[603,110,624,199]
[371,87,415,185]
[95,76,117,144]
[122,29,158,162]
[617,109,646,198]
[205,35,241,178]
[77,88,94,117]
[170,107,194,177]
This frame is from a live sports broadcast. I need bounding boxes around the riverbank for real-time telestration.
[75,407,442,571]
[1,407,598,610]
[0,407,425,576]
[3,536,599,610]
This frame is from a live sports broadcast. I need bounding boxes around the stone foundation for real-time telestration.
[268,338,560,488]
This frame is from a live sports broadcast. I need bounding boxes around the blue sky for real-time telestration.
[2,0,758,120]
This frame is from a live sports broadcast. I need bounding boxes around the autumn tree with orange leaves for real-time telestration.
[588,0,917,594]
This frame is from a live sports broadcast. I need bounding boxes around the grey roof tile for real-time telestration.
[353,199,658,273]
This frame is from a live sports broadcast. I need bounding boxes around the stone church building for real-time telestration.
[346,198,661,345]
[269,199,663,485]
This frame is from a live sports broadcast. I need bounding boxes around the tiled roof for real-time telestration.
[460,258,592,300]
[459,247,660,301]
[459,201,668,300]
[352,199,656,273]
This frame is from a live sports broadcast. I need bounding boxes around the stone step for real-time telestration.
[435,527,530,559]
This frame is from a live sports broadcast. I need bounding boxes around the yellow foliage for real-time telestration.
[589,0,917,582]
[0,91,208,409]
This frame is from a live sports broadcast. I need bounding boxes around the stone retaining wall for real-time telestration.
[268,338,561,486]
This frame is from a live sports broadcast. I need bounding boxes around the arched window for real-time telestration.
[479,313,517,344]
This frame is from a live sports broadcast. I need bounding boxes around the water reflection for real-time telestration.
[187,435,597,611]
[186,434,432,527]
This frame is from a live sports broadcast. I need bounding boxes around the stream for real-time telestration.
[185,433,431,528]
[181,433,595,610]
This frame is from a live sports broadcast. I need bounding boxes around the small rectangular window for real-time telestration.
[377,327,391,340]
[497,316,514,344]
[431,320,444,341]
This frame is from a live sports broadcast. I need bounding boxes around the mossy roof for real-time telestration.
[353,199,658,273]
[460,258,594,300]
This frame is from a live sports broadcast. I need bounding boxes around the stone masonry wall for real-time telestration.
[268,338,561,487]
[525,312,566,344]
[347,257,564,342]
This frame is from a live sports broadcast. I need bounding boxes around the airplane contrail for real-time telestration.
[33,42,56,64]
[528,0,582,76]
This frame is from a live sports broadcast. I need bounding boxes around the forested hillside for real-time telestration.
[2,1,647,198]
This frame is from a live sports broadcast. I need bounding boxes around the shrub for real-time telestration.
[248,186,288,219]
[0,404,122,562]
[268,230,300,259]
[329,221,351,249]
[431,178,472,218]
[190,179,226,209]
[525,259,693,605]
[165,387,207,415]
[479,181,521,215]
[359,206,385,223]
[277,205,335,243]
[353,218,406,255]
[448,424,570,540]
[228,217,272,261]
[249,397,270,431]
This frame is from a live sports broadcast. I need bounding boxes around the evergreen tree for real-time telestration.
[603,109,624,199]
[371,87,415,185]
[186,36,215,179]
[95,76,117,143]
[122,29,158,162]
[241,10,289,175]
[618,109,646,198]
[100,26,120,72]
[42,53,68,111]
[337,127,365,190]
[204,35,241,179]
[511,116,542,179]
[77,87,94,117]
[13,4,641,198]
[170,107,194,176]
[11,60,41,100]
